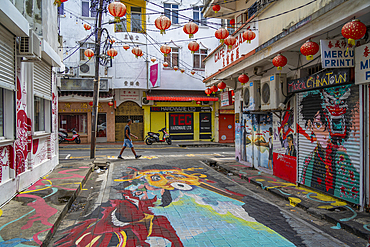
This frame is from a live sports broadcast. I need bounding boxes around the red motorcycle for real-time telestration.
[145,127,172,145]
[58,128,81,144]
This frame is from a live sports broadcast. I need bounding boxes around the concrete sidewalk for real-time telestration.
[0,160,94,246]
[205,160,370,241]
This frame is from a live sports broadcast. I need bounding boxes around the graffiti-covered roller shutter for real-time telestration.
[0,25,15,90]
[297,84,360,204]
[34,60,52,100]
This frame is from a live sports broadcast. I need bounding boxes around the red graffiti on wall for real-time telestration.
[0,145,14,183]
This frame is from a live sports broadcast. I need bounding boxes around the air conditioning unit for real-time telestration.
[142,97,153,105]
[79,61,95,77]
[243,80,260,111]
[19,29,42,58]
[260,74,287,110]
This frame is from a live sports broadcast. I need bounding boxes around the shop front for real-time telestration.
[290,68,360,205]
[144,91,218,141]
[219,91,235,143]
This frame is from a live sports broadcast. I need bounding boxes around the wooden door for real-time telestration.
[115,101,144,141]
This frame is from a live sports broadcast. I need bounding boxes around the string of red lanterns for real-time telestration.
[224,36,236,49]
[205,88,212,96]
[83,23,91,31]
[212,4,221,13]
[183,21,199,38]
[243,30,256,43]
[215,28,229,44]
[238,74,249,85]
[84,49,94,60]
[188,41,199,54]
[160,44,171,57]
[155,15,171,35]
[123,44,130,51]
[210,85,218,94]
[300,40,319,60]
[217,81,226,91]
[107,48,118,59]
[132,47,143,58]
[272,54,287,71]
[108,1,127,22]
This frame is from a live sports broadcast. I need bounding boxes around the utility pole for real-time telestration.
[90,0,104,159]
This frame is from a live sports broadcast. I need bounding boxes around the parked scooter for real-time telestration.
[59,128,81,144]
[145,127,172,145]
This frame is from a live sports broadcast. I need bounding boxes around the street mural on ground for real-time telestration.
[55,166,295,247]
[0,166,89,246]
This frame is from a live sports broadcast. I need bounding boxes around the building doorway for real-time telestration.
[115,101,144,141]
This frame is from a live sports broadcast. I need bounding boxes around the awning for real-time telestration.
[146,91,218,101]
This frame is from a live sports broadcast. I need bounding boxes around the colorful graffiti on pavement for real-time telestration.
[298,84,360,204]
[0,166,89,246]
[55,166,294,247]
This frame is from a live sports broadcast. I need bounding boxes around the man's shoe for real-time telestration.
[135,155,141,159]
[117,155,124,159]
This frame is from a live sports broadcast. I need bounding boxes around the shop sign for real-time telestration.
[169,113,193,133]
[320,40,354,68]
[119,90,140,101]
[149,63,161,88]
[355,43,370,85]
[60,78,108,91]
[219,109,235,114]
[204,22,258,78]
[151,107,211,112]
[288,68,351,93]
[220,91,232,107]
[200,113,211,133]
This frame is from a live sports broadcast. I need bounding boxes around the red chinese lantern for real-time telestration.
[300,40,319,60]
[160,44,171,57]
[205,88,212,96]
[180,68,185,73]
[272,54,287,70]
[163,62,169,67]
[151,57,156,63]
[83,23,91,31]
[173,66,178,71]
[217,81,226,91]
[215,28,229,44]
[341,19,367,46]
[229,19,235,27]
[238,74,249,85]
[155,15,171,35]
[84,48,94,59]
[224,36,236,49]
[108,2,127,22]
[212,4,221,13]
[108,101,114,107]
[107,48,118,59]
[89,101,93,107]
[132,47,143,58]
[183,21,199,38]
[211,85,218,94]
[230,90,235,96]
[123,44,130,51]
[243,30,256,43]
[196,101,201,105]
[191,70,195,75]
[109,38,116,44]
[188,41,199,54]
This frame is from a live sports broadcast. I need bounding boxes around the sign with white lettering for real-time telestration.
[119,90,140,101]
[204,22,259,78]
[169,113,193,133]
[320,40,354,68]
[355,43,370,85]
[287,69,351,93]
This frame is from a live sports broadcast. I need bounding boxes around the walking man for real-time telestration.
[118,119,141,159]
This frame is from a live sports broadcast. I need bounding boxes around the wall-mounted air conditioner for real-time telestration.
[142,97,154,105]
[260,73,287,110]
[243,80,260,111]
[79,61,95,77]
[19,29,42,59]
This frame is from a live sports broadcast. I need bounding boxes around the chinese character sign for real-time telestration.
[355,43,370,85]
[320,40,354,68]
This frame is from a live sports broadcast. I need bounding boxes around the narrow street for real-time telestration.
[49,145,366,247]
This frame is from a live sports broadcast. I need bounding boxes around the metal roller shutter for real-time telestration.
[0,25,15,90]
[34,60,52,100]
[297,84,361,204]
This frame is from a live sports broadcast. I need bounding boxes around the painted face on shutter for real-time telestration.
[312,111,330,149]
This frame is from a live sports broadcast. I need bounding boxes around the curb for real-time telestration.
[41,164,94,246]
[178,144,234,147]
[206,161,370,240]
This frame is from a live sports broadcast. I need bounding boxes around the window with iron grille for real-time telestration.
[82,0,97,17]
[131,7,142,33]
[164,47,179,68]
[164,4,178,24]
[193,6,207,26]
[193,49,207,69]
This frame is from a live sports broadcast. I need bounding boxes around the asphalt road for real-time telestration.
[59,145,236,161]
